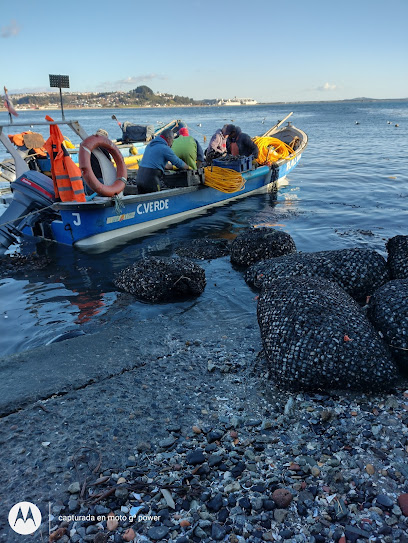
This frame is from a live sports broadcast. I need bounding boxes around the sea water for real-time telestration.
[0,101,407,355]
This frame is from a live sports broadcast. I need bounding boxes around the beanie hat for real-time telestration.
[222,124,235,136]
[178,127,189,136]
[96,128,108,137]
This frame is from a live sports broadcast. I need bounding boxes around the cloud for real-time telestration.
[317,82,337,91]
[1,20,20,38]
[9,87,57,94]
[97,74,167,90]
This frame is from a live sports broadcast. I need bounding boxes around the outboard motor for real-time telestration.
[0,171,55,255]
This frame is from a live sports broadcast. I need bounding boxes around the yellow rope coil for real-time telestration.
[253,137,295,165]
[204,166,245,193]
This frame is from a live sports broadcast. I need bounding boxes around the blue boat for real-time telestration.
[0,114,307,253]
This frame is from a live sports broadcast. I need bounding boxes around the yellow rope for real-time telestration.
[253,137,295,165]
[204,166,245,193]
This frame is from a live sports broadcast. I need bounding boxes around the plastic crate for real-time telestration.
[163,168,205,188]
[212,155,253,172]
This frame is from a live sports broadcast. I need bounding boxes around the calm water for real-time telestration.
[0,101,407,355]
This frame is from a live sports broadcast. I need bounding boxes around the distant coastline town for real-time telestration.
[0,85,258,112]
[1,85,406,113]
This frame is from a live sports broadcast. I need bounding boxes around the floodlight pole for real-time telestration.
[49,74,70,120]
[59,87,65,120]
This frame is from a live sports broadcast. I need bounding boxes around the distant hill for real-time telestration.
[3,86,208,110]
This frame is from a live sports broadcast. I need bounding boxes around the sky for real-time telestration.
[1,0,407,102]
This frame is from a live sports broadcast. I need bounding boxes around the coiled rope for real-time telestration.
[253,137,295,165]
[204,166,245,193]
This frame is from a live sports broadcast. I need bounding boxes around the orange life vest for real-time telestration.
[44,116,86,202]
[8,131,48,157]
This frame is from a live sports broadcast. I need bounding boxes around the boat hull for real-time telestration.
[47,153,302,249]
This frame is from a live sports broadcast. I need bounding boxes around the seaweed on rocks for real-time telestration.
[387,235,408,279]
[247,248,389,304]
[113,256,206,302]
[175,238,230,260]
[230,227,296,267]
[368,279,408,373]
[0,252,51,275]
[257,276,397,392]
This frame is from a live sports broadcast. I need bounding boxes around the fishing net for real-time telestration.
[114,257,206,302]
[247,248,389,305]
[387,235,408,279]
[368,279,408,373]
[230,227,296,267]
[257,276,397,392]
[175,239,230,260]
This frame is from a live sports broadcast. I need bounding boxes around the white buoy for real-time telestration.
[355,121,360,125]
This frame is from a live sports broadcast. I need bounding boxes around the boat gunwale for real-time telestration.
[52,124,307,211]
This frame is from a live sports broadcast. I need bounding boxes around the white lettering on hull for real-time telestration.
[137,199,169,215]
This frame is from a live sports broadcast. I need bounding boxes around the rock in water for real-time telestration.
[387,235,408,279]
[113,257,206,302]
[368,279,408,373]
[175,238,230,260]
[247,248,389,304]
[230,227,296,267]
[257,277,397,391]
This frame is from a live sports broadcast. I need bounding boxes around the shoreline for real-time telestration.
[1,97,408,115]
[1,282,408,542]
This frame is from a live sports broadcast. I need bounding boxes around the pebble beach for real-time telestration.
[1,285,408,543]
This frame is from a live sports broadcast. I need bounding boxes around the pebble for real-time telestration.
[147,526,169,540]
[122,528,136,541]
[272,488,293,508]
[68,482,81,494]
[399,494,408,516]
[186,449,206,465]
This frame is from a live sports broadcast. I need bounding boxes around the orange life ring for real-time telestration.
[78,134,127,197]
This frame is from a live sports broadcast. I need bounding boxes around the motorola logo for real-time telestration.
[8,502,42,535]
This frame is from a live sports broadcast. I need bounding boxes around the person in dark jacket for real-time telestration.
[227,126,259,159]
[137,128,190,193]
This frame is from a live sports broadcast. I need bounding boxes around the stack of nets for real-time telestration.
[368,279,408,373]
[114,257,206,302]
[247,248,389,304]
[175,239,230,260]
[257,276,397,392]
[230,227,296,267]
[387,235,408,279]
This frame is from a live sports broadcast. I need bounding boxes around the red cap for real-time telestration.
[178,127,189,136]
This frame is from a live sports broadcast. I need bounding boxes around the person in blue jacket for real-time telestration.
[137,128,190,193]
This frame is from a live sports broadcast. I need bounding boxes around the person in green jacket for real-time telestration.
[172,127,204,170]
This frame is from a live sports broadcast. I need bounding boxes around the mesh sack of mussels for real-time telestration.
[175,238,230,260]
[387,235,408,279]
[247,248,389,304]
[257,276,397,391]
[114,257,206,302]
[368,279,408,372]
[230,227,296,267]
